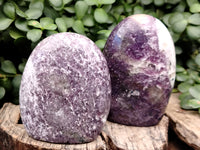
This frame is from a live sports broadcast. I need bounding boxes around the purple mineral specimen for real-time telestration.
[20,32,111,143]
[104,14,176,126]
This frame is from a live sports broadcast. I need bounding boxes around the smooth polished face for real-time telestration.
[104,14,176,126]
[20,32,111,144]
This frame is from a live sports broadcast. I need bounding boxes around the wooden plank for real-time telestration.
[102,116,169,150]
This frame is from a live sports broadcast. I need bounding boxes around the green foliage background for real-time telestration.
[0,0,200,111]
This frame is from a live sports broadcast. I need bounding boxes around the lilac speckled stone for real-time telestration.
[104,14,176,126]
[20,32,111,144]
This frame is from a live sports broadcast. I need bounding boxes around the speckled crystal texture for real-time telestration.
[104,14,176,126]
[20,32,111,144]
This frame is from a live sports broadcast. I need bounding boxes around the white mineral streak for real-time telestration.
[113,14,175,88]
[155,19,176,87]
[132,14,175,87]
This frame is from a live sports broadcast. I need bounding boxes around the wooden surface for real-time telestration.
[102,116,169,150]
[166,93,200,150]
[0,102,169,150]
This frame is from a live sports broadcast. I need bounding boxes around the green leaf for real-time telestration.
[133,5,144,14]
[187,26,200,40]
[1,60,17,74]
[183,12,191,20]
[13,3,28,18]
[27,29,42,42]
[95,39,106,50]
[12,75,22,89]
[46,30,58,36]
[187,99,200,109]
[189,85,200,99]
[49,0,63,8]
[185,79,195,85]
[0,17,13,31]
[162,14,171,27]
[62,16,74,28]
[165,0,181,4]
[195,54,200,66]
[141,0,153,5]
[29,0,44,10]
[40,17,57,30]
[178,82,192,93]
[98,0,116,5]
[176,65,186,72]
[3,2,15,19]
[72,20,85,35]
[18,62,26,73]
[9,29,24,39]
[103,5,112,13]
[188,13,200,25]
[75,1,88,20]
[84,0,98,6]
[43,24,57,30]
[44,6,59,20]
[186,0,198,7]
[187,59,198,70]
[181,99,200,109]
[83,15,94,27]
[173,1,186,12]
[63,0,73,5]
[190,3,200,13]
[55,18,67,32]
[25,8,42,19]
[124,3,132,13]
[188,69,200,83]
[0,87,5,100]
[176,73,189,81]
[97,30,111,37]
[64,7,75,13]
[113,5,124,14]
[40,17,54,27]
[172,19,188,33]
[169,13,184,25]
[0,0,3,5]
[15,19,30,32]
[28,20,42,28]
[94,8,108,23]
[175,46,182,55]
[179,92,193,101]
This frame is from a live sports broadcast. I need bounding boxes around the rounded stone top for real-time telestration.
[103,14,176,126]
[20,32,111,144]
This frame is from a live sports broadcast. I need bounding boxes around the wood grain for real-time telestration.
[166,93,200,150]
[0,102,169,150]
[102,116,169,150]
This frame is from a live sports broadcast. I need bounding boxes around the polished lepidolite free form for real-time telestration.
[20,33,111,143]
[104,14,176,126]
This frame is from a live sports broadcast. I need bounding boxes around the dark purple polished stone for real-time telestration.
[20,32,111,143]
[103,14,176,126]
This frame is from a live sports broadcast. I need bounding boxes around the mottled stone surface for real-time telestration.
[104,14,176,126]
[20,32,111,144]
